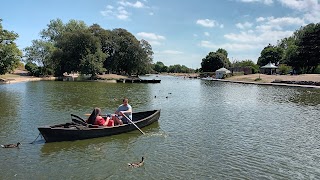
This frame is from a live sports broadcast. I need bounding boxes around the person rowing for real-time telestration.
[112,98,132,125]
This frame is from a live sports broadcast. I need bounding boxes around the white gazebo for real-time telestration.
[215,67,231,79]
[260,62,278,74]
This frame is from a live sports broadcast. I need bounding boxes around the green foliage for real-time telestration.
[257,44,283,66]
[233,60,259,73]
[167,64,194,73]
[201,51,229,72]
[296,23,320,73]
[25,62,39,76]
[277,23,320,74]
[278,64,291,75]
[154,61,168,73]
[0,19,22,74]
[26,19,154,77]
[216,48,228,58]
[24,39,55,75]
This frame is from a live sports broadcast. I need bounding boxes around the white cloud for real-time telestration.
[100,5,130,20]
[199,40,258,51]
[136,32,165,46]
[239,0,274,5]
[255,16,305,31]
[101,1,150,20]
[136,32,165,40]
[118,1,146,8]
[196,19,216,27]
[236,22,253,29]
[204,32,210,36]
[278,0,320,22]
[256,17,265,22]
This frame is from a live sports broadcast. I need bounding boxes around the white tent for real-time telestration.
[215,67,231,79]
[260,62,278,74]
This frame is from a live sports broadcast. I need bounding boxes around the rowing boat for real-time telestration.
[38,109,160,143]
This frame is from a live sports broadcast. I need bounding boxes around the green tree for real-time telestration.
[154,61,167,73]
[233,60,259,73]
[296,23,320,73]
[201,52,228,72]
[40,19,65,42]
[0,19,22,74]
[104,28,152,75]
[137,39,154,74]
[24,39,55,75]
[257,44,283,66]
[216,48,228,58]
[25,62,39,76]
[54,30,104,76]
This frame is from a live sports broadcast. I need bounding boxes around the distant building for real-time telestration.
[260,62,278,74]
[215,68,231,79]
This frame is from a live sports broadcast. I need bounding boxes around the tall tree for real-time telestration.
[54,30,104,76]
[216,48,228,58]
[0,19,22,74]
[137,39,153,74]
[24,39,55,75]
[257,44,283,66]
[296,23,320,73]
[154,61,167,73]
[201,49,231,72]
[201,52,226,72]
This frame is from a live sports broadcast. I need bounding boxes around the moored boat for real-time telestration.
[38,109,160,143]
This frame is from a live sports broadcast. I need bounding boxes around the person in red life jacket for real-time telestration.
[87,107,114,127]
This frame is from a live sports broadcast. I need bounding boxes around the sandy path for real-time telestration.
[226,74,320,83]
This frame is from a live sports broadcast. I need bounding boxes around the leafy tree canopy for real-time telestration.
[0,19,22,74]
[257,44,283,66]
[201,49,231,72]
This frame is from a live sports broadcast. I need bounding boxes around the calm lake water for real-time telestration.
[0,75,320,179]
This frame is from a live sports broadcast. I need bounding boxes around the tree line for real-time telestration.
[1,19,319,76]
[0,18,197,76]
[200,22,320,74]
[23,19,155,77]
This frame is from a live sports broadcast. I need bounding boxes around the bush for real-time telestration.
[278,64,291,75]
[25,62,39,76]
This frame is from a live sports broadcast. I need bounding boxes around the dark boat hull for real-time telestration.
[38,110,160,143]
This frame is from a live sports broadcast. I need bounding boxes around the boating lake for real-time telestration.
[0,75,320,179]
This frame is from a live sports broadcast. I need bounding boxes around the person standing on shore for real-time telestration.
[113,98,132,125]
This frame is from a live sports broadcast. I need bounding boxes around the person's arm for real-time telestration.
[120,106,132,115]
[103,117,110,126]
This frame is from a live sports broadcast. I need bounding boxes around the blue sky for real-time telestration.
[1,0,319,68]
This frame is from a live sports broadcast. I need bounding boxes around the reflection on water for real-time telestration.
[0,76,320,179]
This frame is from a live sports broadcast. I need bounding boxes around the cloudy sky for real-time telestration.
[1,0,319,68]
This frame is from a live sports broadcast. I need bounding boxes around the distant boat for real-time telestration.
[116,79,161,83]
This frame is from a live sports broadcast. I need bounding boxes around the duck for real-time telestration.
[1,142,21,148]
[128,157,144,168]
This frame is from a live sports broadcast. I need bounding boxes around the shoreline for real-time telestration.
[207,78,320,89]
[1,73,320,89]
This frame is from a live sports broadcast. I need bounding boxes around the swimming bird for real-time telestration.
[1,142,21,148]
[128,157,144,168]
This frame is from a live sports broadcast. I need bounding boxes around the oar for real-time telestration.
[122,113,145,135]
